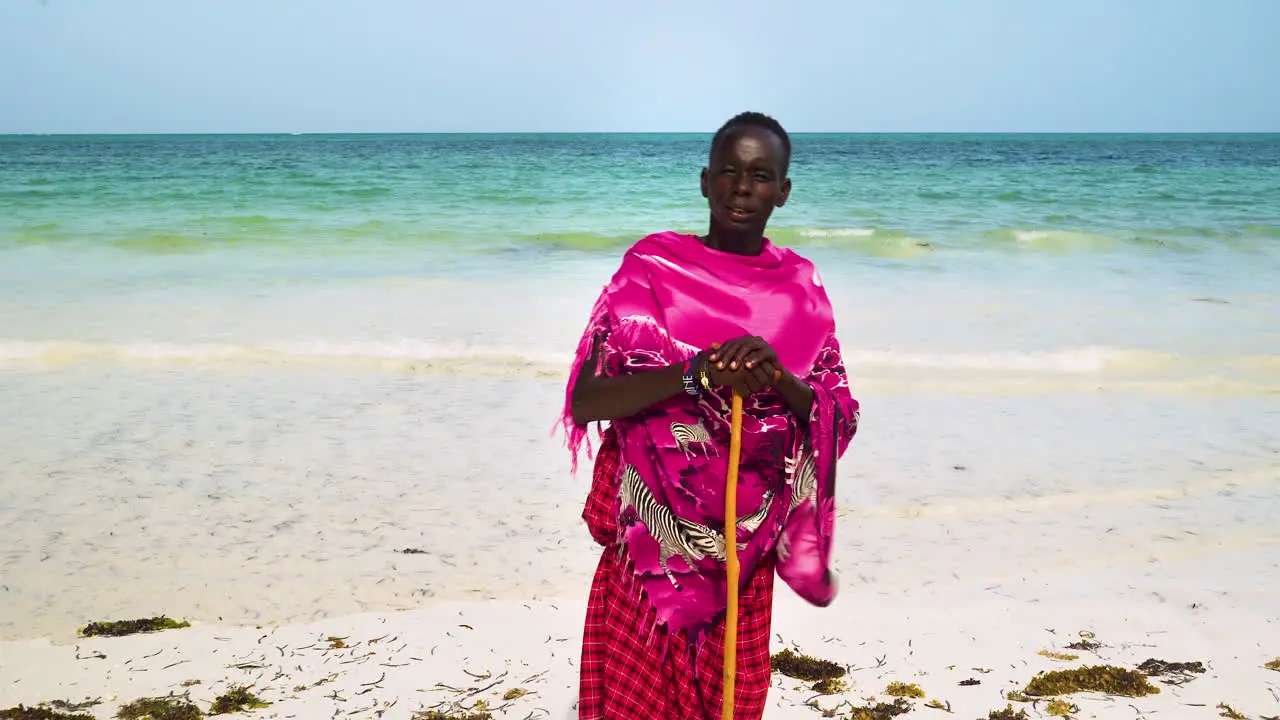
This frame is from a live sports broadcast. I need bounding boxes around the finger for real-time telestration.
[714,340,747,369]
[742,346,778,369]
[755,359,783,385]
[721,338,765,370]
[731,346,763,370]
[710,365,741,389]
[710,340,733,362]
[748,365,773,390]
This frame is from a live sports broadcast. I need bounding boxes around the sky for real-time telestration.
[1,0,1277,134]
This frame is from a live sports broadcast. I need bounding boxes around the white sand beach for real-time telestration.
[1,366,1277,718]
[2,555,1278,719]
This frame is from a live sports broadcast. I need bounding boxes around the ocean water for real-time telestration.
[2,133,1279,380]
[1,134,1278,640]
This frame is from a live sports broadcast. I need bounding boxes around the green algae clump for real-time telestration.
[0,707,96,720]
[411,710,493,720]
[1265,657,1280,672]
[1038,650,1080,661]
[1046,699,1078,717]
[848,697,912,720]
[884,682,925,698]
[770,648,845,682]
[984,705,1030,720]
[1217,703,1247,720]
[79,617,191,638]
[115,697,202,720]
[411,699,495,720]
[209,688,270,715]
[1023,665,1159,698]
[811,678,848,695]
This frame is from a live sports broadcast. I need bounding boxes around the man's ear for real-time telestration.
[776,176,792,207]
[700,167,709,198]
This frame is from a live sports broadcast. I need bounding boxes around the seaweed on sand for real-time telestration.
[1023,665,1159,698]
[1065,632,1101,651]
[770,648,846,682]
[1045,699,1078,717]
[1137,658,1207,686]
[983,705,1030,720]
[411,701,494,720]
[1038,650,1079,662]
[79,616,190,638]
[811,678,848,695]
[43,703,100,714]
[1265,657,1280,672]
[208,687,270,715]
[1,697,104,720]
[848,697,912,720]
[1217,703,1247,720]
[1137,658,1205,675]
[883,682,925,699]
[115,696,202,720]
[0,706,96,720]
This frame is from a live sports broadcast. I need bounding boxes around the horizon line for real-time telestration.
[3,130,1279,138]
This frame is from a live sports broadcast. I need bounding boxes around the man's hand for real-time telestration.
[705,336,783,394]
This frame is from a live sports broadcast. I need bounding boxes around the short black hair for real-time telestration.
[710,111,792,173]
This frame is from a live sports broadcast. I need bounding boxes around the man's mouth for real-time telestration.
[726,206,754,221]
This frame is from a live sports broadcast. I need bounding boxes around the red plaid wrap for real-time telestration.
[578,426,776,720]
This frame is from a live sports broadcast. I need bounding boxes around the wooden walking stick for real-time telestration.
[721,390,745,720]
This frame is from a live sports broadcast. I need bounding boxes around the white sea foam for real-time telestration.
[2,339,1276,392]
[0,339,574,378]
[798,227,878,238]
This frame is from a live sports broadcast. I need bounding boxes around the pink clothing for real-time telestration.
[559,231,860,641]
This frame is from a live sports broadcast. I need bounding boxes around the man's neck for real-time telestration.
[702,224,764,256]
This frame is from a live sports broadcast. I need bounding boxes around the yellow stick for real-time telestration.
[721,391,744,720]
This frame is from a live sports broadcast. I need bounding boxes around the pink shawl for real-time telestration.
[560,231,859,639]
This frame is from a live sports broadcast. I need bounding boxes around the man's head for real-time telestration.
[700,112,792,236]
[710,111,791,176]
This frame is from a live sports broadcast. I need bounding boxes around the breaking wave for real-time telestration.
[2,340,1276,393]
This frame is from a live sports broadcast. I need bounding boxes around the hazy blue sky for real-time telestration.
[2,0,1277,134]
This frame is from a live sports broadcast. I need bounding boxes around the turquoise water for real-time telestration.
[4,133,1279,254]
[1,133,1278,377]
